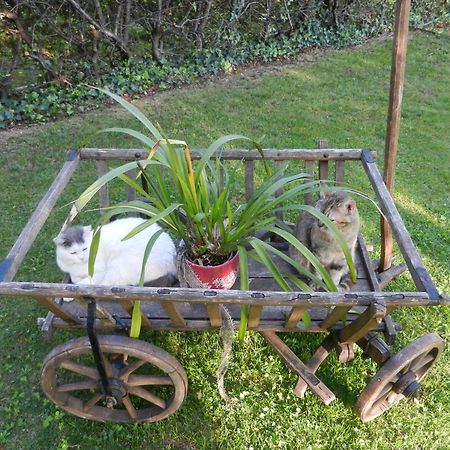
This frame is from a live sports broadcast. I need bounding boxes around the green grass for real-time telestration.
[1,31,449,449]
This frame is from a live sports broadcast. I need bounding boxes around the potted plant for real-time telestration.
[72,88,356,339]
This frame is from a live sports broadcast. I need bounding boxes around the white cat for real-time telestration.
[54,217,177,292]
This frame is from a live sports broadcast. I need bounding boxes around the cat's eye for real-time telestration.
[70,251,77,255]
[82,248,88,252]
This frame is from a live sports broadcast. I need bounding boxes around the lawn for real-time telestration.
[0,31,449,449]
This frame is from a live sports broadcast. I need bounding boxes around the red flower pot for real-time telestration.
[186,252,239,289]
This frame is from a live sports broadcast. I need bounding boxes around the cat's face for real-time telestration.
[54,226,92,265]
[318,191,358,230]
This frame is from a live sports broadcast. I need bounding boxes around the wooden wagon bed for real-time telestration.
[0,146,447,422]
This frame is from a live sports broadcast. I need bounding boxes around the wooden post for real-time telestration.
[379,0,411,272]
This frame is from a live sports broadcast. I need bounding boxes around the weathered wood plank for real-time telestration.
[45,316,399,333]
[80,148,374,161]
[335,161,345,186]
[320,306,352,330]
[206,304,222,327]
[248,305,263,328]
[33,296,80,324]
[160,301,186,327]
[96,160,109,212]
[260,331,336,405]
[338,301,386,343]
[357,235,380,291]
[380,0,411,271]
[126,169,137,202]
[318,139,329,181]
[361,151,440,299]
[285,307,307,329]
[245,160,254,200]
[0,150,80,282]
[294,334,334,397]
[304,160,315,205]
[1,282,438,307]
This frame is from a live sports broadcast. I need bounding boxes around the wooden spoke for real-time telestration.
[122,395,138,420]
[42,335,187,423]
[119,359,147,380]
[128,386,166,409]
[83,393,103,412]
[56,380,97,392]
[127,375,173,387]
[60,360,99,380]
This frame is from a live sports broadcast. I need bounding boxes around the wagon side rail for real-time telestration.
[360,151,441,300]
[0,150,80,283]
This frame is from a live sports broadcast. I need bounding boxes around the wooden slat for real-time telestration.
[361,151,440,299]
[245,160,254,200]
[260,331,336,405]
[320,306,352,330]
[304,160,314,205]
[46,317,398,333]
[1,282,438,307]
[335,160,345,186]
[161,301,186,327]
[285,307,307,329]
[0,151,80,282]
[80,148,373,161]
[380,0,411,271]
[338,301,386,343]
[294,334,334,397]
[357,235,380,291]
[248,305,263,328]
[33,296,80,324]
[318,139,329,181]
[206,304,222,327]
[126,168,136,202]
[96,160,109,212]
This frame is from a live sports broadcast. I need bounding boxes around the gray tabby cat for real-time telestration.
[289,190,360,291]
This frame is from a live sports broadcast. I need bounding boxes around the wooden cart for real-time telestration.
[0,144,448,423]
[0,0,448,425]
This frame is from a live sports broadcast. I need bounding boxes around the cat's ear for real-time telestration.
[346,199,356,213]
[53,235,64,246]
[82,225,93,238]
[319,181,331,199]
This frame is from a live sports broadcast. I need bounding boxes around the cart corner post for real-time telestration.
[380,0,411,272]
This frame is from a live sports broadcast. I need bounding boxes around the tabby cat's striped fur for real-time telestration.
[289,190,360,291]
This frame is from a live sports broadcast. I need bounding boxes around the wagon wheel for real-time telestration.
[356,333,444,422]
[41,335,187,423]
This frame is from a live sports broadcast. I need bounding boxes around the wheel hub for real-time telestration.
[393,370,420,398]
[106,378,128,404]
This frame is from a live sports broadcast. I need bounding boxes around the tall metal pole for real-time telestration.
[379,0,411,272]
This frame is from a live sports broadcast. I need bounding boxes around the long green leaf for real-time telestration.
[130,301,142,339]
[74,159,164,213]
[249,239,291,291]
[139,229,165,286]
[99,127,155,149]
[88,227,101,278]
[92,87,163,141]
[262,226,338,291]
